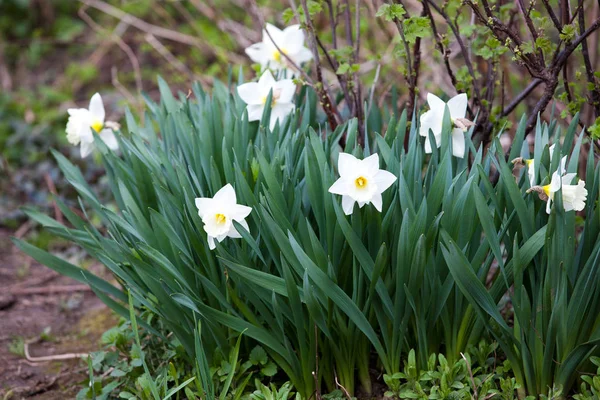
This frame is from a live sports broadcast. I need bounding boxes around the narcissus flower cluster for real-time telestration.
[238,23,313,131]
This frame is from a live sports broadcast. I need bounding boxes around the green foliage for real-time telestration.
[78,306,292,400]
[376,4,406,21]
[590,117,600,141]
[383,346,518,399]
[475,37,508,60]
[17,75,600,399]
[573,357,600,399]
[401,16,430,44]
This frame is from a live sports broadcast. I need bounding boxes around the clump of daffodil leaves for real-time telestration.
[20,22,600,400]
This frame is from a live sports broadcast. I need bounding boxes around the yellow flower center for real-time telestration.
[525,159,534,167]
[542,184,552,197]
[261,88,282,108]
[215,213,227,225]
[272,48,288,62]
[355,176,368,188]
[91,120,103,133]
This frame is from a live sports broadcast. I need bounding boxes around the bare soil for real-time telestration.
[0,228,115,399]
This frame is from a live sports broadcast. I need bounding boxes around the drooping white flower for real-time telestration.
[541,171,587,214]
[419,93,472,158]
[195,184,252,250]
[237,70,295,130]
[245,23,313,76]
[66,93,119,158]
[328,153,397,215]
[528,170,587,214]
[525,144,567,187]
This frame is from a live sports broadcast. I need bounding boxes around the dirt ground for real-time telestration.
[0,228,115,399]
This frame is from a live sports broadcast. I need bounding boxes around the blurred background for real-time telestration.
[0,0,281,228]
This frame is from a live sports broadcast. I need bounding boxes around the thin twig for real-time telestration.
[78,5,143,100]
[299,0,340,130]
[25,342,88,363]
[78,0,213,51]
[502,78,543,116]
[334,371,352,400]
[460,352,478,399]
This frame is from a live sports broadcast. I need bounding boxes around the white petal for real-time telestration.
[228,218,249,238]
[559,156,567,175]
[546,198,552,214]
[207,235,216,250]
[246,104,264,121]
[245,42,267,65]
[528,162,536,187]
[328,178,348,195]
[292,47,313,64]
[562,173,577,185]
[426,93,446,112]
[195,198,215,218]
[89,93,105,122]
[283,24,304,50]
[419,110,434,137]
[99,129,119,150]
[231,204,252,220]
[264,23,285,45]
[258,70,276,87]
[549,171,562,192]
[274,79,296,103]
[361,153,380,175]
[373,170,397,192]
[341,195,355,215]
[338,153,359,177]
[237,82,262,105]
[419,109,442,137]
[80,140,94,158]
[269,103,294,129]
[549,143,556,159]
[447,93,468,119]
[371,193,383,212]
[424,136,433,154]
[451,128,466,158]
[213,184,237,206]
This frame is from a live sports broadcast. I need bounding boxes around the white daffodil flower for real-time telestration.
[237,70,295,130]
[195,184,253,250]
[528,171,587,214]
[245,23,313,76]
[328,153,397,215]
[523,144,567,187]
[419,93,473,158]
[66,93,119,158]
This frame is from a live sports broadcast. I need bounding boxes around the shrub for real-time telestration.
[15,74,600,398]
